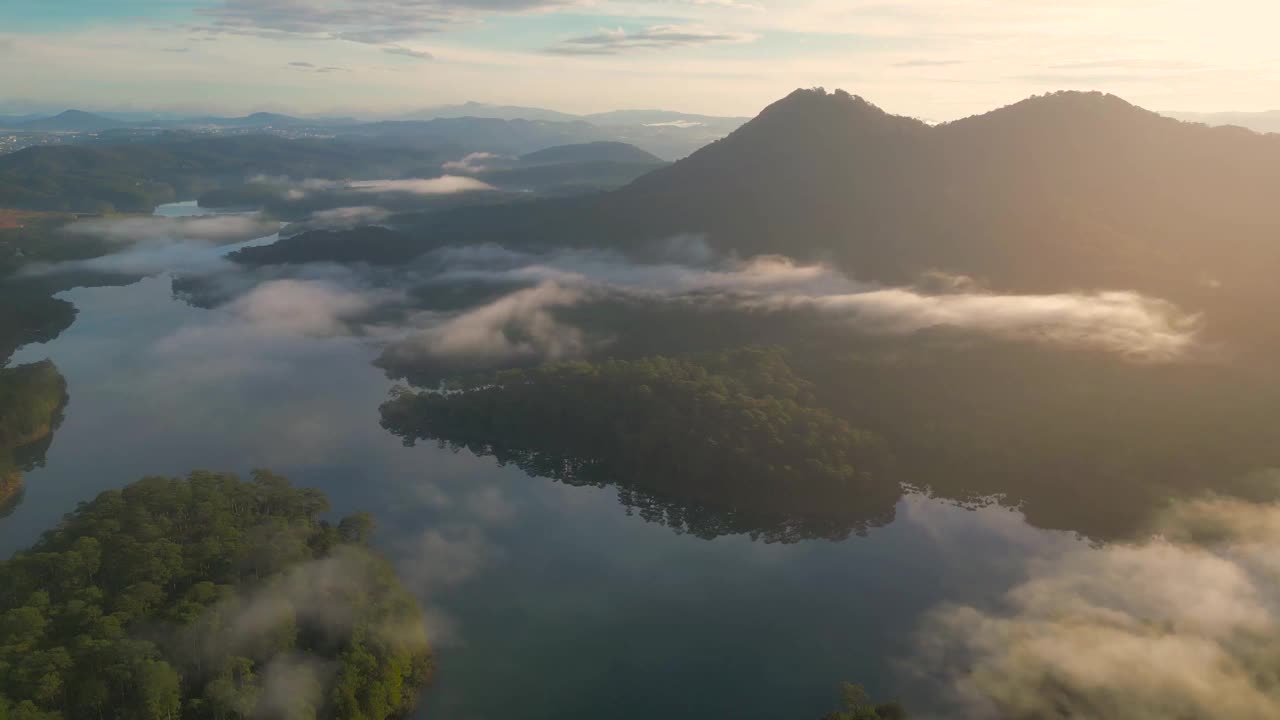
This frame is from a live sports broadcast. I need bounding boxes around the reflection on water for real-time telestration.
[0,204,1088,719]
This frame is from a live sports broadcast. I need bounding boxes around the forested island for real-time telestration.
[380,327,1280,541]
[0,361,68,515]
[381,348,900,542]
[0,471,432,719]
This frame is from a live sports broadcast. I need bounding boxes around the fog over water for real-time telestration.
[0,203,1102,718]
[8,202,1273,719]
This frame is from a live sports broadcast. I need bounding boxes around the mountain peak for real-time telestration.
[748,87,925,134]
[52,110,112,121]
[763,88,886,116]
[20,110,123,132]
[947,90,1164,133]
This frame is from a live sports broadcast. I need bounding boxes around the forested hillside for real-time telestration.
[285,89,1280,353]
[0,361,67,514]
[382,348,899,542]
[0,136,445,213]
[0,471,432,719]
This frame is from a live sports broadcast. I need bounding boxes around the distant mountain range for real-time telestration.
[15,110,127,133]
[1161,109,1280,135]
[354,88,1280,353]
[519,141,663,166]
[0,103,750,159]
[397,102,583,124]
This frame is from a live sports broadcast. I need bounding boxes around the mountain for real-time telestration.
[392,105,746,159]
[1161,109,1280,135]
[0,135,448,212]
[19,110,129,133]
[225,111,303,127]
[520,142,663,166]
[583,109,749,129]
[342,117,608,155]
[324,88,1280,352]
[0,114,46,129]
[399,102,582,124]
[152,112,361,130]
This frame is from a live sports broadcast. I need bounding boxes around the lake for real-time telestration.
[2,203,1087,719]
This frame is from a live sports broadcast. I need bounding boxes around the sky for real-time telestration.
[1,0,1277,120]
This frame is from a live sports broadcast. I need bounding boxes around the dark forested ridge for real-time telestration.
[0,470,432,719]
[381,348,900,542]
[519,142,664,166]
[229,226,423,267]
[382,329,1280,541]
[787,336,1280,539]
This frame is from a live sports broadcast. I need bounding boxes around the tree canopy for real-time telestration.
[0,361,68,515]
[0,470,432,719]
[820,683,908,720]
[382,348,900,542]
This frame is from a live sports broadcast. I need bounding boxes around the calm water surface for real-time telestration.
[2,203,1084,719]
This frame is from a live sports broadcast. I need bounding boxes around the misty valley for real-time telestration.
[3,88,1280,720]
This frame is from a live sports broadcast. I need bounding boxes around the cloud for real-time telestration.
[396,281,586,364]
[1048,59,1207,71]
[19,215,280,278]
[915,496,1280,719]
[399,526,499,595]
[288,61,350,73]
[65,214,280,245]
[183,544,428,713]
[419,244,861,296]
[194,0,578,44]
[338,27,439,45]
[223,278,383,337]
[179,243,1199,371]
[644,120,705,128]
[253,655,334,719]
[259,175,495,200]
[161,47,192,54]
[546,25,756,55]
[748,287,1200,361]
[442,152,504,173]
[158,275,399,368]
[409,245,1199,361]
[384,46,434,60]
[346,176,496,195]
[306,206,393,229]
[893,59,962,68]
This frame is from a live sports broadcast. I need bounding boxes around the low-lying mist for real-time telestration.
[915,492,1280,719]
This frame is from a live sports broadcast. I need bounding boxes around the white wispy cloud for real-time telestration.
[916,495,1280,719]
[411,245,1200,361]
[545,24,756,55]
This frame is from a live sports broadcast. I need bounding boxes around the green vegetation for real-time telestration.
[0,361,68,513]
[382,348,900,542]
[0,295,77,367]
[821,683,907,720]
[0,211,121,278]
[229,227,422,267]
[787,336,1280,539]
[0,136,444,214]
[380,295,1280,541]
[519,142,663,166]
[0,471,432,719]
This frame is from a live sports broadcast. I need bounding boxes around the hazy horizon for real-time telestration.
[2,0,1278,120]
